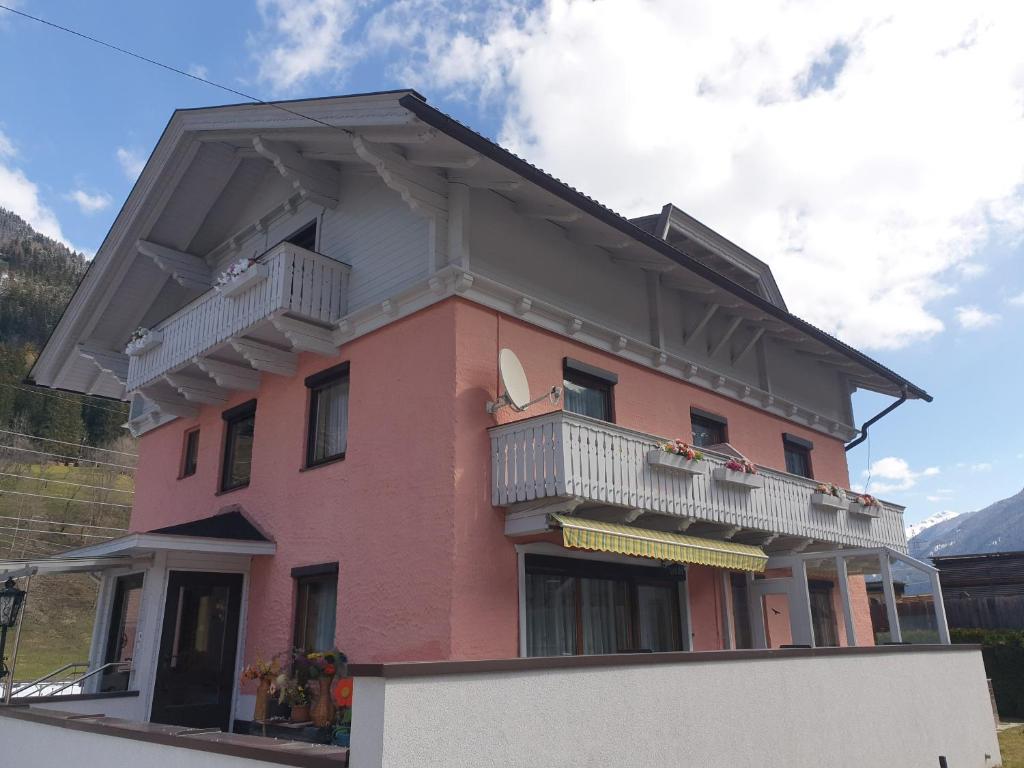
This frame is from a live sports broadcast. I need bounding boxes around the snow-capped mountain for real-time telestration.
[905,510,961,540]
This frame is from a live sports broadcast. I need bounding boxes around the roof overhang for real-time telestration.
[60,531,277,559]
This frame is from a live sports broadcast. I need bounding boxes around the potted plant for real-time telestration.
[275,675,312,723]
[125,326,162,356]
[302,650,346,728]
[712,457,763,490]
[331,676,354,747]
[216,255,268,297]
[850,493,882,517]
[810,482,848,511]
[240,653,282,722]
[647,439,705,476]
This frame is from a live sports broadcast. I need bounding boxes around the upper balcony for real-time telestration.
[126,242,350,402]
[490,411,906,553]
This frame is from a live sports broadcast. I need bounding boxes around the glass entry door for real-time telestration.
[151,571,243,730]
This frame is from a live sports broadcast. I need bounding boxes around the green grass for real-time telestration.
[0,459,132,681]
[1000,726,1024,768]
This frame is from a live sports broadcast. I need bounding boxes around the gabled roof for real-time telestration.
[397,94,930,403]
[149,508,269,541]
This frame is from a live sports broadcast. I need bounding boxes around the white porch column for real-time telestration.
[790,559,815,647]
[834,556,858,647]
[720,571,735,650]
[878,552,902,643]
[929,571,952,644]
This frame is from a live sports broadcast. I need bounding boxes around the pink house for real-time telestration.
[7,91,1000,767]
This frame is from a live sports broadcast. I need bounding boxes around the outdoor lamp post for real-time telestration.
[0,578,27,682]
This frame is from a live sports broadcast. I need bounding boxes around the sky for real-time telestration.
[1,0,1023,527]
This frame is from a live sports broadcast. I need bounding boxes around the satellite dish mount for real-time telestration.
[487,348,562,415]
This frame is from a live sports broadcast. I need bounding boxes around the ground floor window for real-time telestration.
[292,563,338,651]
[524,554,688,657]
[101,573,144,691]
[730,572,754,649]
[809,581,839,647]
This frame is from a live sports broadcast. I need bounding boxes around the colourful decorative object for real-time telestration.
[659,439,703,461]
[724,458,757,474]
[332,676,354,708]
[815,482,844,499]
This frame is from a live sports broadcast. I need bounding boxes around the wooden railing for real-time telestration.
[489,411,907,551]
[126,243,350,391]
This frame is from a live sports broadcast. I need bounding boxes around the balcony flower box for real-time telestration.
[125,328,163,356]
[811,493,848,511]
[647,449,704,476]
[218,262,269,297]
[849,496,882,518]
[712,467,763,490]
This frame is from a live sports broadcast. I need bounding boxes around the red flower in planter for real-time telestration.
[332,677,353,707]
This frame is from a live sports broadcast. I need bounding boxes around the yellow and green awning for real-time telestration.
[552,515,768,573]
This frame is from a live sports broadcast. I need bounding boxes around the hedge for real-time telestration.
[952,628,1024,718]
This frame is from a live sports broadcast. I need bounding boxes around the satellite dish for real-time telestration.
[487,347,562,415]
[499,348,531,410]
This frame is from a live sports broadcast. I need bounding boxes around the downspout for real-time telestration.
[844,389,908,452]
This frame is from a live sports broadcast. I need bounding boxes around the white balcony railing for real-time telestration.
[127,243,350,391]
[489,411,907,551]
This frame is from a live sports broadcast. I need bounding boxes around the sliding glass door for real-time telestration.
[525,555,687,657]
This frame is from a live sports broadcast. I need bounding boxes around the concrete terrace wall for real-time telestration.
[349,647,1000,768]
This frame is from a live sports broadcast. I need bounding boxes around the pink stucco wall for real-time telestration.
[131,297,868,670]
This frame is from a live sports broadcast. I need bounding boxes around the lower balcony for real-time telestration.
[126,242,350,419]
[489,411,906,553]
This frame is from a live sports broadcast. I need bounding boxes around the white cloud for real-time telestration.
[0,129,71,246]
[969,462,993,472]
[65,189,111,214]
[859,456,940,494]
[116,147,146,180]
[187,64,209,80]
[263,0,1024,350]
[955,305,1000,329]
[252,0,361,91]
[1009,291,1024,306]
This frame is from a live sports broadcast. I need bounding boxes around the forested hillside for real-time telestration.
[0,207,127,444]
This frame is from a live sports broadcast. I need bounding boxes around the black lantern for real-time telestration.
[0,578,26,682]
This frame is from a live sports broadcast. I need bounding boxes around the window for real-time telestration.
[181,429,200,478]
[562,358,616,422]
[690,409,727,448]
[101,573,144,692]
[524,554,688,656]
[221,400,256,492]
[305,363,350,467]
[730,573,754,650]
[286,220,317,251]
[783,433,813,478]
[809,581,839,647]
[293,563,338,651]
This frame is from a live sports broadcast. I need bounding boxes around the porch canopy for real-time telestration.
[552,514,768,572]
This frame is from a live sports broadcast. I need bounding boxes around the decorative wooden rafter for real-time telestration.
[684,304,720,345]
[270,316,338,356]
[253,136,340,209]
[731,328,766,366]
[709,316,744,358]
[352,135,448,218]
[163,373,228,405]
[78,344,129,386]
[230,339,297,376]
[137,240,211,291]
[139,392,198,419]
[193,358,261,391]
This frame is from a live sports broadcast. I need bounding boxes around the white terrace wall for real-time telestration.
[349,647,1000,768]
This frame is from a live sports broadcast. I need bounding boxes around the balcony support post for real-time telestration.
[835,555,858,647]
[879,552,902,644]
[930,570,951,645]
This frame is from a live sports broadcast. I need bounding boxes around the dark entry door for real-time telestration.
[151,571,243,730]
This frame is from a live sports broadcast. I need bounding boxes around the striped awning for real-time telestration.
[552,515,768,573]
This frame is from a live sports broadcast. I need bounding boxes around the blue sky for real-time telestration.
[1,1,1022,527]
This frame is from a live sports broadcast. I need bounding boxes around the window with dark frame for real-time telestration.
[292,563,338,651]
[286,220,318,251]
[562,358,616,423]
[305,363,350,467]
[524,554,687,657]
[181,429,200,478]
[221,400,256,492]
[783,433,814,478]
[730,572,754,650]
[690,409,727,448]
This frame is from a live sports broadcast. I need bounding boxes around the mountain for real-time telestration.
[905,510,962,540]
[0,207,126,445]
[909,488,1024,561]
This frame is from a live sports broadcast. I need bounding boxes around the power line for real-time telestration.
[0,4,360,139]
[0,445,135,471]
[0,514,126,533]
[0,488,131,508]
[0,471,132,495]
[0,382,127,415]
[0,429,136,456]
[0,524,115,540]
